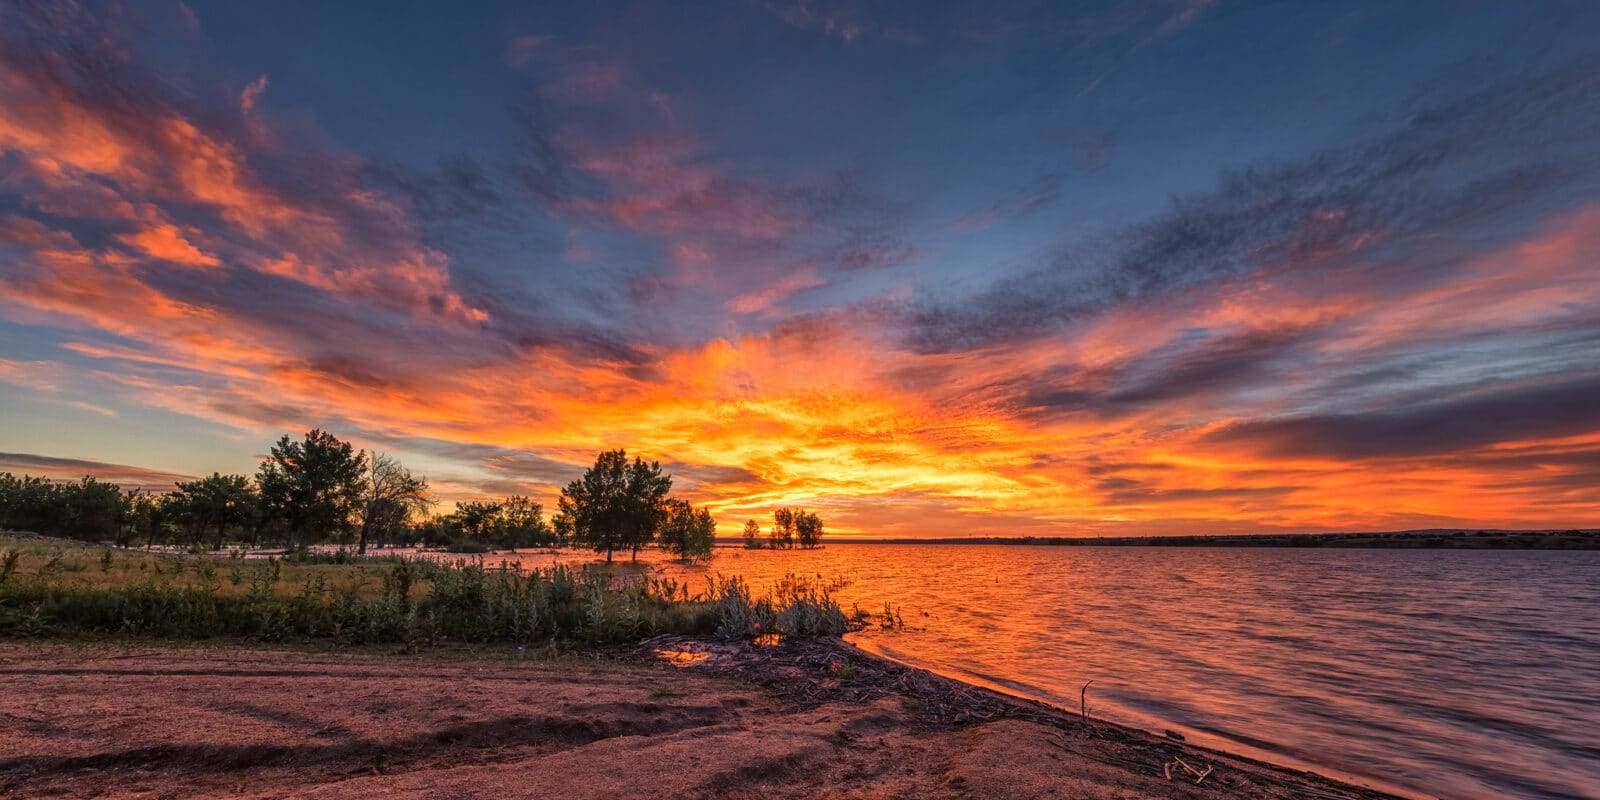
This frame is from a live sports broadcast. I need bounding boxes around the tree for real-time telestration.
[256,429,367,549]
[770,507,794,549]
[497,496,552,548]
[433,496,553,550]
[558,449,672,562]
[795,510,825,549]
[61,477,127,542]
[357,453,430,553]
[551,511,573,547]
[170,473,258,551]
[742,518,762,549]
[120,489,160,548]
[0,473,126,543]
[658,499,716,561]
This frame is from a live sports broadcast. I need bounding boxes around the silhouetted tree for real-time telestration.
[796,510,825,549]
[429,496,553,550]
[256,429,366,548]
[658,499,716,561]
[742,518,762,549]
[551,511,573,547]
[770,507,794,549]
[170,473,258,550]
[559,449,672,562]
[119,489,160,548]
[357,453,430,553]
[0,474,128,543]
[497,496,552,548]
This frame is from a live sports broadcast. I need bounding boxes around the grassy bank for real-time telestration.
[0,534,852,647]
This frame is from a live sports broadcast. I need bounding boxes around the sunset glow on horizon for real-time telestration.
[2,1,1598,537]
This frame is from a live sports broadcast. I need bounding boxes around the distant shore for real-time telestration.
[0,640,1408,800]
[817,528,1600,549]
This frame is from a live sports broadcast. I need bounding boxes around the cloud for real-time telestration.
[239,75,268,113]
[1206,375,1600,461]
[0,452,192,493]
[504,34,551,68]
[1015,324,1321,418]
[907,59,1600,354]
[503,46,911,324]
[950,173,1065,232]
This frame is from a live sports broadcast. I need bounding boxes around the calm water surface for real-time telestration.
[473,544,1599,800]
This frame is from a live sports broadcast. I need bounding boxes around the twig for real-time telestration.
[1080,680,1094,721]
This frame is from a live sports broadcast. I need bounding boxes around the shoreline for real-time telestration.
[845,638,1429,800]
[0,637,1413,800]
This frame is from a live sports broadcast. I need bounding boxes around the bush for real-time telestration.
[0,545,854,647]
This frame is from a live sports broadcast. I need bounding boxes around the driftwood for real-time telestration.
[1165,755,1214,785]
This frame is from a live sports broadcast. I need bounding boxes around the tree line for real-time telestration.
[0,430,825,561]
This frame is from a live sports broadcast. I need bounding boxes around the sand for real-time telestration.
[0,639,1404,799]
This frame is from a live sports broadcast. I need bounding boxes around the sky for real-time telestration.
[1,0,1598,537]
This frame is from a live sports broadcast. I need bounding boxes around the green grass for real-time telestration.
[0,535,854,648]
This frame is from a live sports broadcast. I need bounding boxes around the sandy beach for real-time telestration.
[0,639,1403,800]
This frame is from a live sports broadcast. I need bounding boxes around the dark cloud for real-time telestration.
[1206,374,1600,460]
[663,462,766,490]
[1014,325,1318,417]
[1082,459,1177,476]
[362,156,509,226]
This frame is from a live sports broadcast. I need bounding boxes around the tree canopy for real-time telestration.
[558,449,672,561]
[658,499,716,561]
[170,473,258,551]
[256,429,367,549]
[769,507,825,549]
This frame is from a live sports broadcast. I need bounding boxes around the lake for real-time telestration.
[468,543,1600,800]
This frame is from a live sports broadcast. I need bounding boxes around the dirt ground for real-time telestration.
[0,639,1404,800]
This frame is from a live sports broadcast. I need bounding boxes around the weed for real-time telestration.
[0,537,860,649]
[0,550,18,584]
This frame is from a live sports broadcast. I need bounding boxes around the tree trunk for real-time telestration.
[357,513,371,555]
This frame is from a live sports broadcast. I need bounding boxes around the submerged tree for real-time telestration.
[658,499,716,561]
[170,473,258,551]
[766,508,824,550]
[256,429,367,549]
[357,453,430,553]
[742,518,762,549]
[559,449,672,562]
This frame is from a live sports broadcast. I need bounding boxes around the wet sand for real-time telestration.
[0,640,1403,799]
